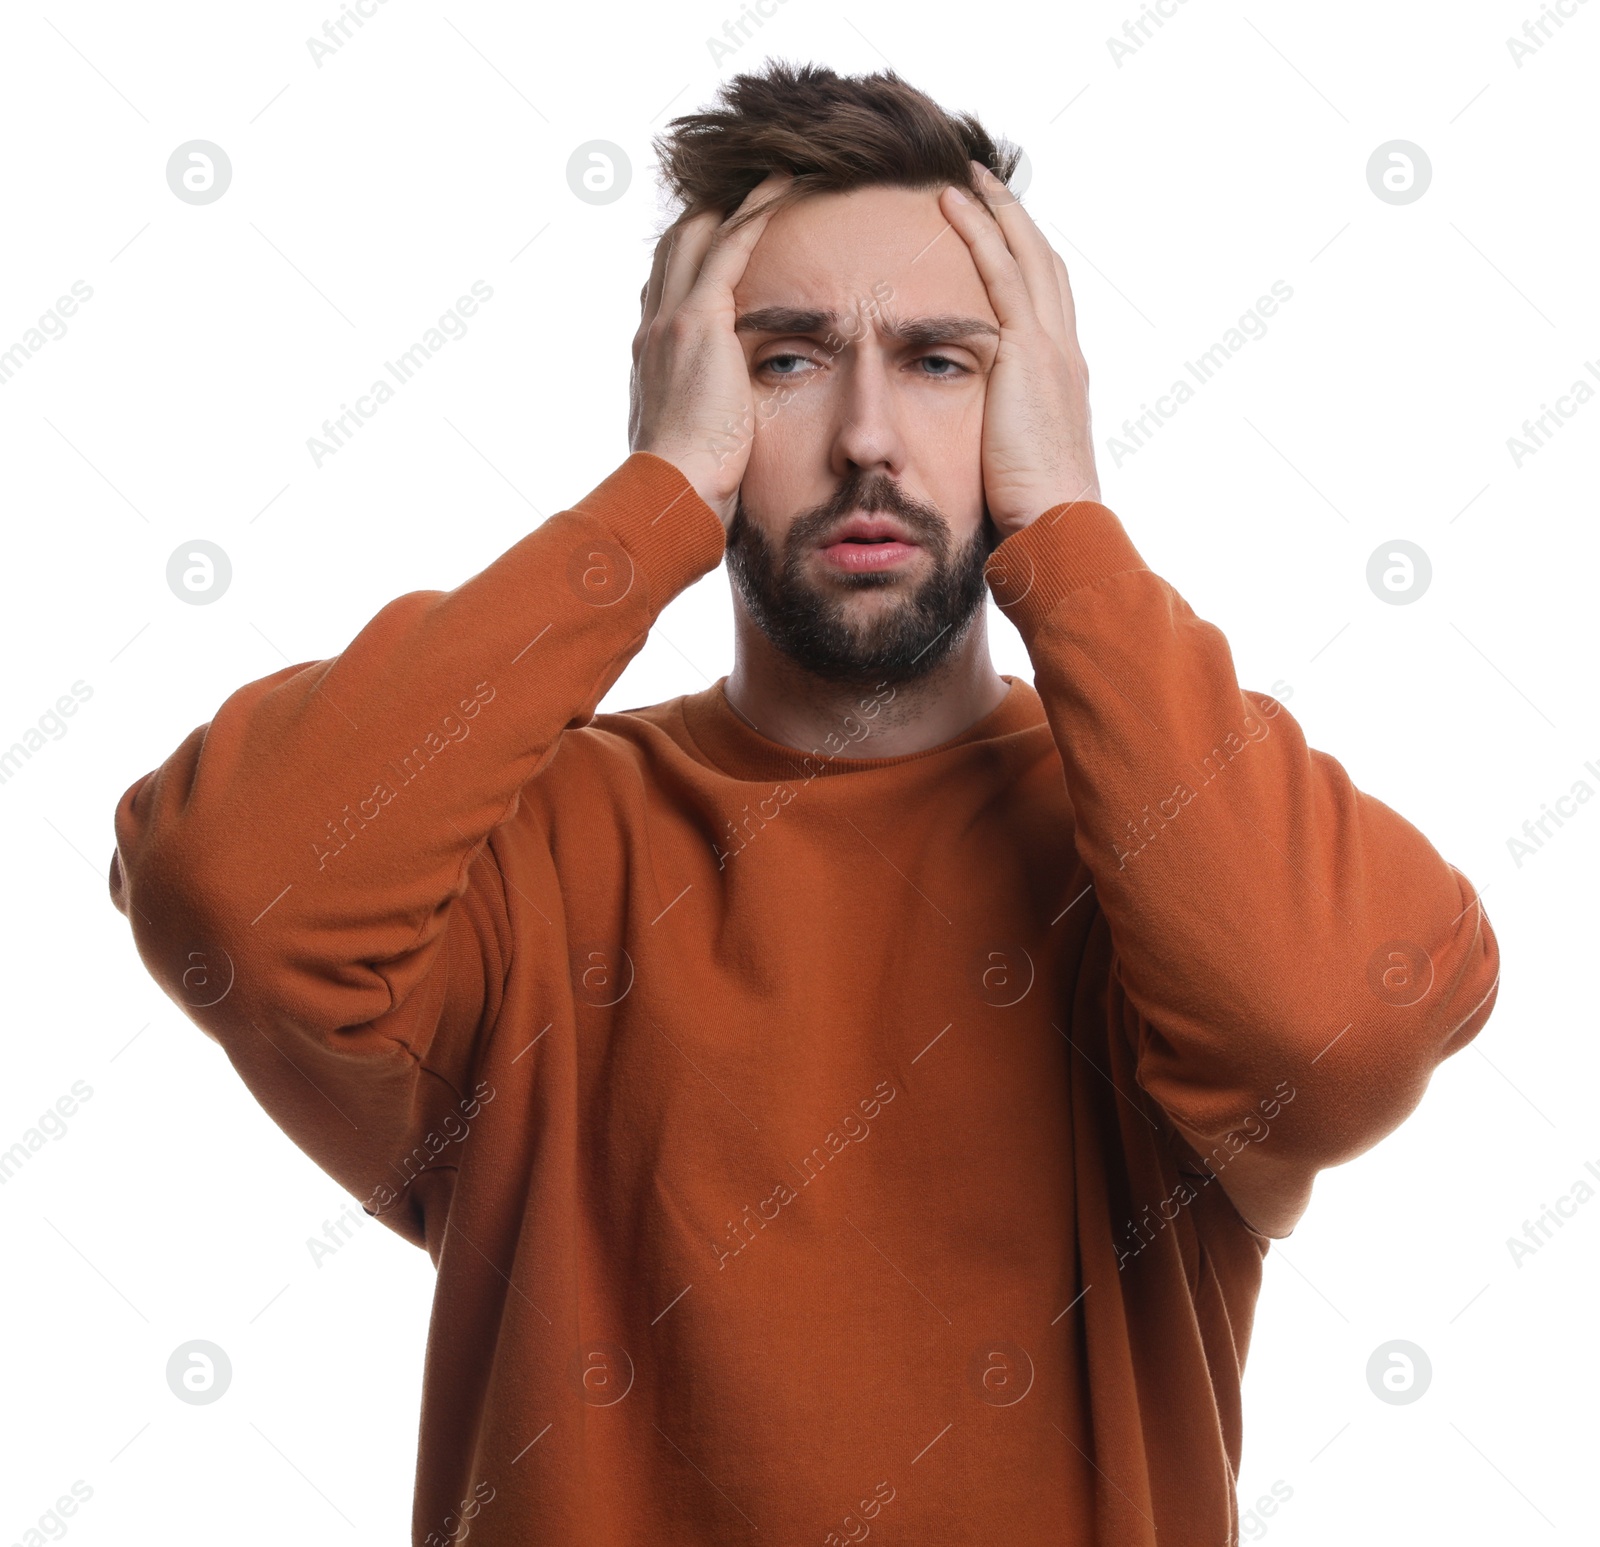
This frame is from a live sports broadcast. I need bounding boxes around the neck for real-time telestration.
[722,607,1010,760]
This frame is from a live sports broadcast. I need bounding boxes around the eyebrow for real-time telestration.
[733,305,999,348]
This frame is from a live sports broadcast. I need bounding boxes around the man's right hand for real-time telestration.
[629,171,793,532]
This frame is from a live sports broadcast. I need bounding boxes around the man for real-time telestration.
[110,61,1499,1547]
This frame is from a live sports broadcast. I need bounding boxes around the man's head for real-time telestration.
[650,63,1022,690]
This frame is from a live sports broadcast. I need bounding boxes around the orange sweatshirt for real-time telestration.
[109,452,1499,1546]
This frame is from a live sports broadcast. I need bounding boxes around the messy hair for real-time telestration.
[650,59,1022,236]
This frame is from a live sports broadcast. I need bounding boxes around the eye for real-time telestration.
[917,354,967,378]
[757,351,818,377]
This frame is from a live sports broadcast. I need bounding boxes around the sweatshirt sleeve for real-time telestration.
[984,500,1501,1236]
[108,452,726,1251]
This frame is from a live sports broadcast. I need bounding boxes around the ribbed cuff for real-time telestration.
[983,499,1149,635]
[571,451,728,614]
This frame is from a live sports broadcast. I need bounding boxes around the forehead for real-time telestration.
[733,184,994,323]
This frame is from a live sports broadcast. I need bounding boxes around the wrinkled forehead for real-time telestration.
[733,184,996,327]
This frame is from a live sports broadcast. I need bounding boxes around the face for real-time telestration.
[726,183,1003,689]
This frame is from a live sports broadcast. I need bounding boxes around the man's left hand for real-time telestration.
[940,160,1100,538]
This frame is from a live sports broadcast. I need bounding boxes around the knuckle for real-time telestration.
[663,308,699,344]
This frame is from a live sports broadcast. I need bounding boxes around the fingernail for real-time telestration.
[948,186,968,205]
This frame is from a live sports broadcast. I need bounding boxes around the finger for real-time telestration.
[634,220,681,362]
[653,206,725,326]
[683,169,793,309]
[939,180,1040,336]
[1050,250,1075,336]
[1048,247,1084,356]
[968,160,1067,348]
[656,171,791,325]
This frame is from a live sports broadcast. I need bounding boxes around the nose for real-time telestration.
[829,339,904,481]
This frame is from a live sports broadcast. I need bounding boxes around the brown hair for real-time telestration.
[650,59,1021,236]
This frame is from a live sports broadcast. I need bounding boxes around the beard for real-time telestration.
[725,470,1000,689]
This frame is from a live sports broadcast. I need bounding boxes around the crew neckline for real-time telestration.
[675,673,1045,783]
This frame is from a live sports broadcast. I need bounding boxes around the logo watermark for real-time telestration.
[166,140,231,205]
[166,1340,232,1404]
[360,1081,496,1221]
[706,0,798,65]
[714,1078,897,1268]
[1365,540,1431,605]
[1239,1479,1294,1542]
[1105,282,1295,467]
[1365,1340,1431,1404]
[167,541,232,605]
[10,1481,93,1544]
[0,282,93,388]
[567,140,630,205]
[1505,755,1600,868]
[0,1080,95,1187]
[713,681,897,868]
[1366,140,1431,205]
[306,0,397,68]
[1505,1157,1600,1266]
[1505,356,1600,467]
[306,282,495,468]
[1106,0,1200,68]
[0,680,93,789]
[312,683,494,870]
[1114,1080,1296,1268]
[1507,0,1593,67]
[1110,688,1292,869]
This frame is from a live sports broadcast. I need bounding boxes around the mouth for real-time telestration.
[817,513,921,572]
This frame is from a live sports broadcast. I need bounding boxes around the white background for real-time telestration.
[1,1,1595,1542]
